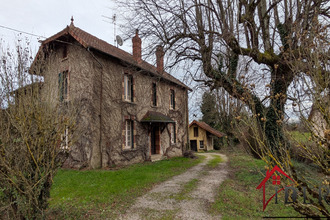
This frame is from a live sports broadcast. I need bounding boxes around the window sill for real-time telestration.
[122,100,137,105]
[122,148,137,152]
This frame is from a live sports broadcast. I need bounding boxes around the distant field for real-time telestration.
[47,156,204,219]
[289,131,311,143]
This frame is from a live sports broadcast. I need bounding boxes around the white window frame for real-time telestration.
[170,123,176,144]
[170,89,175,109]
[61,127,69,150]
[125,119,134,149]
[199,140,204,149]
[124,75,133,102]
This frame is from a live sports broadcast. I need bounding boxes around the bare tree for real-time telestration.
[0,40,76,219]
[119,0,329,153]
[118,0,329,216]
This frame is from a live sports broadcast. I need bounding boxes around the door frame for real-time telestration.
[190,140,197,151]
[150,125,160,155]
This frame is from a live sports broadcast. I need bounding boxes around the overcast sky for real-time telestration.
[0,0,204,120]
[0,0,132,52]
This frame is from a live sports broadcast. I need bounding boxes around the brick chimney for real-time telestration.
[156,45,164,74]
[132,29,141,62]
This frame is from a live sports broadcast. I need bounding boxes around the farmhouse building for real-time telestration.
[189,120,224,152]
[30,20,190,169]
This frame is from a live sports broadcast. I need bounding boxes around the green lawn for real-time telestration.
[210,151,327,219]
[289,131,311,143]
[47,156,203,219]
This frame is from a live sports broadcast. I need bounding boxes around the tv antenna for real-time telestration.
[102,13,117,46]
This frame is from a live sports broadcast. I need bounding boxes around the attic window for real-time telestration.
[194,127,198,137]
[63,45,68,58]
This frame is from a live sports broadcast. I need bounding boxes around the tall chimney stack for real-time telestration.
[156,45,164,74]
[132,29,141,62]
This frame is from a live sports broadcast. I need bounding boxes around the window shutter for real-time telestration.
[131,76,134,102]
[174,123,176,143]
[173,90,176,109]
[124,75,127,100]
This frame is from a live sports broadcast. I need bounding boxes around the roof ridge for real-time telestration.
[189,120,225,138]
[39,24,190,90]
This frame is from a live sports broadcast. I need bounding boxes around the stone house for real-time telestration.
[188,120,224,152]
[30,20,190,169]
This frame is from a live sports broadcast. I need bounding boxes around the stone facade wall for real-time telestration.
[41,40,188,168]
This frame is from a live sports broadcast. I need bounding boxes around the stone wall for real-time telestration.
[41,39,188,168]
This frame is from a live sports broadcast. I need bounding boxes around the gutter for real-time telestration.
[87,47,103,168]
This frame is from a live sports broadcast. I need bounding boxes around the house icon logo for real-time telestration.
[256,165,296,211]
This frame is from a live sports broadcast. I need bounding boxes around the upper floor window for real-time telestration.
[170,89,175,109]
[194,127,198,137]
[152,83,157,106]
[124,75,133,102]
[59,70,68,101]
[124,119,134,149]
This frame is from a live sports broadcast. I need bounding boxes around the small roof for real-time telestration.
[189,120,225,138]
[10,82,43,95]
[32,22,190,91]
[141,111,175,123]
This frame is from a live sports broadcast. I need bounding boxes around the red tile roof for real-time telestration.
[189,120,225,138]
[39,23,190,90]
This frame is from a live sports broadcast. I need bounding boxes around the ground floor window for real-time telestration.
[199,140,204,149]
[170,123,176,144]
[61,127,69,150]
[125,119,134,149]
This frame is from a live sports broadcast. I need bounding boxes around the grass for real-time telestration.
[210,151,327,219]
[172,178,199,201]
[289,131,311,143]
[207,154,223,168]
[47,156,204,219]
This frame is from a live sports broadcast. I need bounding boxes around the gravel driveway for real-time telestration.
[118,153,228,220]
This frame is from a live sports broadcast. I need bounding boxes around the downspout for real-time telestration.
[87,47,103,168]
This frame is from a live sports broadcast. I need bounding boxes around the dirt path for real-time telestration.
[117,153,228,220]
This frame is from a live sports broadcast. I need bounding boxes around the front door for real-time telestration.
[151,126,160,154]
[190,140,197,151]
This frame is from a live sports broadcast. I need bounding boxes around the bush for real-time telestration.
[183,150,197,159]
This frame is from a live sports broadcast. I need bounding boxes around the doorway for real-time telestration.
[151,126,160,154]
[190,140,197,151]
